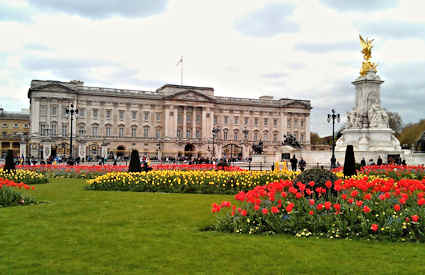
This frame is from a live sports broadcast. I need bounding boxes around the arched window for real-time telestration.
[263,131,268,141]
[234,130,239,141]
[143,126,150,137]
[131,126,137,137]
[223,129,228,141]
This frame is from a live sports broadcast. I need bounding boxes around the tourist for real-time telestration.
[299,157,306,172]
[377,156,383,166]
[290,155,298,171]
[360,157,366,167]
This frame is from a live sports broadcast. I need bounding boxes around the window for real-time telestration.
[14,123,18,128]
[156,128,161,138]
[143,126,149,137]
[40,123,48,136]
[106,110,111,119]
[223,129,228,140]
[51,105,57,116]
[50,122,57,136]
[186,113,192,122]
[144,111,150,121]
[186,129,191,139]
[224,116,228,125]
[214,115,217,125]
[244,117,249,125]
[79,126,86,136]
[24,124,29,128]
[40,105,47,116]
[119,110,124,121]
[273,132,278,142]
[177,128,182,139]
[131,126,137,137]
[254,117,258,126]
[156,112,161,122]
[300,119,304,127]
[92,126,98,137]
[234,131,238,141]
[132,111,137,120]
[196,113,201,123]
[93,109,98,119]
[196,128,200,138]
[119,127,124,137]
[178,113,183,123]
[62,123,68,136]
[263,132,268,141]
[234,116,239,124]
[106,127,111,137]
[254,131,258,141]
[301,134,304,143]
[273,119,278,127]
[287,118,292,128]
[294,119,298,128]
[244,130,249,140]
[79,108,86,118]
[264,118,268,126]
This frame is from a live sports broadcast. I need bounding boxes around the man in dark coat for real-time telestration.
[290,155,298,171]
[299,157,306,172]
[377,156,383,166]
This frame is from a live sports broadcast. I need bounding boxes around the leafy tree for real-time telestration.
[399,119,425,148]
[385,110,403,135]
[310,132,321,145]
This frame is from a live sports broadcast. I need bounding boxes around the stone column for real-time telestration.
[182,106,187,140]
[201,107,207,139]
[192,108,196,139]
[79,143,87,159]
[20,143,27,158]
[43,143,51,160]
[31,98,40,135]
[101,145,108,159]
[164,106,169,138]
[305,114,311,144]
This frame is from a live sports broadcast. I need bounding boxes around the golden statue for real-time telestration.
[359,34,377,76]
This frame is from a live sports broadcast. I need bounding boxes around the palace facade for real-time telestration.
[28,80,311,160]
[0,108,30,158]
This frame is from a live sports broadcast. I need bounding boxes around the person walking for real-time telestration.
[299,157,306,172]
[290,155,298,171]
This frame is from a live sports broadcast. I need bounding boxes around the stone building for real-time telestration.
[28,80,311,161]
[0,108,30,158]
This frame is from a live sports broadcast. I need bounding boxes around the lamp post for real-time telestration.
[212,126,220,161]
[327,109,340,169]
[242,127,249,160]
[65,103,78,164]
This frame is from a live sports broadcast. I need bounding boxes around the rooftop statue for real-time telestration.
[359,35,377,76]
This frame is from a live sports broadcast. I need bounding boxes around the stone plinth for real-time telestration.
[335,128,401,152]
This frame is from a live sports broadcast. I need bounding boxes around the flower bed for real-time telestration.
[332,165,425,181]
[0,169,48,184]
[12,164,244,179]
[211,176,425,242]
[86,170,299,194]
[0,178,36,207]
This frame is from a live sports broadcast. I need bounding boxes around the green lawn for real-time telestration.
[1,179,425,275]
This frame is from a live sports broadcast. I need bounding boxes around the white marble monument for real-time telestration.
[335,36,401,152]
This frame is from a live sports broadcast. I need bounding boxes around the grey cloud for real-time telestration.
[359,20,425,39]
[27,0,168,19]
[234,3,299,37]
[22,56,164,89]
[261,72,288,79]
[295,41,358,53]
[321,0,398,11]
[0,3,33,23]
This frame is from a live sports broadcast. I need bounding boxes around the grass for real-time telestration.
[1,178,425,275]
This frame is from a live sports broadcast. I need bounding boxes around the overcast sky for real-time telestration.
[1,0,424,136]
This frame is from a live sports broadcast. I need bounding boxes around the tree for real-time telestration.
[310,132,321,145]
[4,149,16,172]
[398,119,425,148]
[386,110,403,135]
[128,150,142,172]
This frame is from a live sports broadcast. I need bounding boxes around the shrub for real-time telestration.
[0,179,36,207]
[0,169,48,184]
[4,150,15,172]
[294,168,338,198]
[128,150,142,173]
[343,145,356,177]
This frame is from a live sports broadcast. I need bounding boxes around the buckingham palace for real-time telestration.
[27,79,311,161]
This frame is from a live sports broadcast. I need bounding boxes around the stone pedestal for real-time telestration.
[252,154,266,163]
[336,128,401,151]
[336,70,401,153]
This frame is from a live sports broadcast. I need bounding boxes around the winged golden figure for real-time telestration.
[359,34,374,61]
[359,34,377,76]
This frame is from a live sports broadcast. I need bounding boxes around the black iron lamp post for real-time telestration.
[212,126,220,160]
[65,103,78,164]
[327,109,340,169]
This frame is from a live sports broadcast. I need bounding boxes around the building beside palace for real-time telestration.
[0,108,30,158]
[28,80,311,161]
